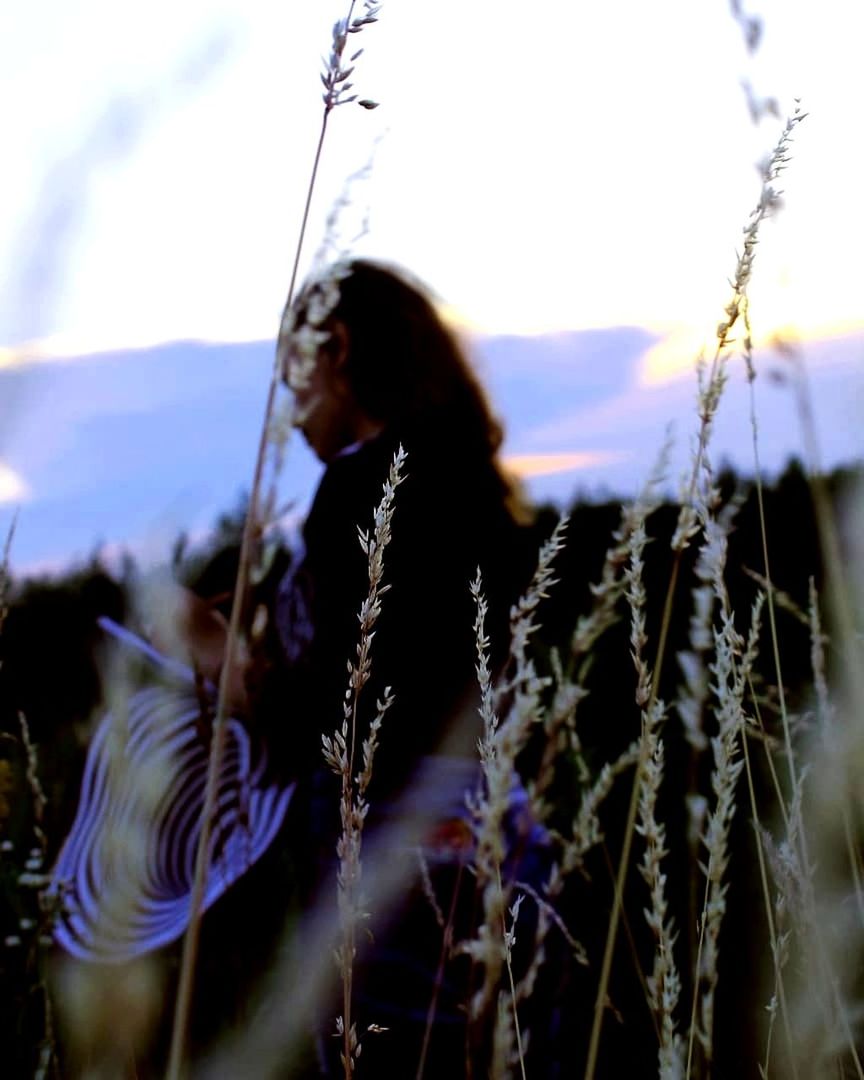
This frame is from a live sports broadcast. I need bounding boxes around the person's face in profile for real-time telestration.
[282,321,356,463]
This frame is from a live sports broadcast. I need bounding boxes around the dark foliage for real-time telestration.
[0,459,858,1077]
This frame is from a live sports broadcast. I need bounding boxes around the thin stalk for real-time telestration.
[741,728,798,1080]
[416,861,465,1080]
[743,313,864,992]
[166,102,333,1080]
[793,359,864,712]
[600,841,658,1042]
[749,685,791,834]
[284,114,331,331]
[584,348,721,1078]
[793,361,864,935]
[747,444,864,1071]
[340,628,361,1078]
[341,936,355,1074]
[586,108,804,1077]
[340,666,363,1078]
[743,314,846,1075]
[744,328,796,796]
[685,874,709,1079]
[583,550,683,1079]
[792,370,864,1047]
[797,829,864,1078]
[497,864,527,1080]
[0,510,17,634]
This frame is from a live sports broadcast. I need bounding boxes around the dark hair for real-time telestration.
[293,260,500,449]
[288,258,529,517]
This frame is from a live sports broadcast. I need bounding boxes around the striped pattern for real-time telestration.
[51,685,293,962]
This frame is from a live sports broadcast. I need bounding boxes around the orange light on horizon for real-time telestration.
[503,450,626,479]
[638,317,864,389]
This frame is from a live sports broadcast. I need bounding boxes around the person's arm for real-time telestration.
[143,582,249,711]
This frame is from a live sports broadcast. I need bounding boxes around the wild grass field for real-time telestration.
[2,3,863,1078]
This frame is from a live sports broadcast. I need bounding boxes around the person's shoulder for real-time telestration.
[305,433,402,534]
[333,431,402,478]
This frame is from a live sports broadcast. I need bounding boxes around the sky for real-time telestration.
[1,0,862,573]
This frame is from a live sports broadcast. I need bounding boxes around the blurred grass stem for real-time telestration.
[165,11,362,1074]
[584,105,804,1080]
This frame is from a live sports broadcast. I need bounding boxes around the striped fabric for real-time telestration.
[51,681,293,963]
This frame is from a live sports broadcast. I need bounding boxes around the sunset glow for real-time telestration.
[504,452,627,480]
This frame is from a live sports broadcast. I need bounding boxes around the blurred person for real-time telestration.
[256,259,538,1074]
[268,258,529,798]
[50,259,543,1076]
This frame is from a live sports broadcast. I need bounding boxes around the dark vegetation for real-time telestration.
[0,458,858,1077]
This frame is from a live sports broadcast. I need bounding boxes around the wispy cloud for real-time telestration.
[3,328,861,572]
[504,451,627,479]
[637,322,864,388]
[0,331,261,372]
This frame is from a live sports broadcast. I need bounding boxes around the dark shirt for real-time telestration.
[264,424,531,851]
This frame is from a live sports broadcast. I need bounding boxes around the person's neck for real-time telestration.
[332,415,387,460]
[352,414,386,445]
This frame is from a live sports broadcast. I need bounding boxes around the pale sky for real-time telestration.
[2,0,862,352]
[1,1,862,568]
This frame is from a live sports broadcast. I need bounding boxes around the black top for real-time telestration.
[260,424,531,843]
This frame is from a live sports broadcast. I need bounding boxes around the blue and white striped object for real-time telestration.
[50,620,293,963]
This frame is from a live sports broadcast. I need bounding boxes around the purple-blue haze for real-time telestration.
[2,328,862,576]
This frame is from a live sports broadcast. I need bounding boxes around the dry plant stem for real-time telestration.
[794,377,864,961]
[751,336,864,1019]
[166,17,364,1074]
[741,729,797,1080]
[782,756,864,1067]
[416,860,465,1080]
[321,446,403,1077]
[584,510,688,1079]
[535,466,665,807]
[744,311,795,782]
[284,116,331,335]
[584,108,804,1080]
[741,295,858,1071]
[743,694,863,1071]
[809,588,864,928]
[743,568,809,627]
[465,575,531,1077]
[17,708,58,1078]
[685,606,757,1079]
[464,575,508,1015]
[749,687,791,834]
[583,405,702,1079]
[793,357,864,713]
[464,520,568,1040]
[678,484,739,972]
[741,307,801,1073]
[0,511,16,637]
[683,474,757,1075]
[165,248,291,1080]
[628,518,684,1076]
[18,710,47,851]
[636,717,683,1077]
[498,868,527,1080]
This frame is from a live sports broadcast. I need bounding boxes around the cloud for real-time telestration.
[1,19,238,351]
[504,451,628,479]
[0,463,29,505]
[638,322,864,389]
[4,329,861,571]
